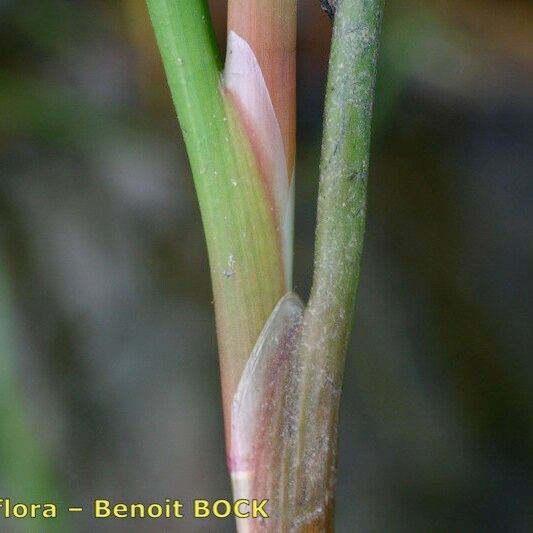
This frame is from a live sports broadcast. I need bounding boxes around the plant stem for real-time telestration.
[292,0,384,529]
[146,0,286,439]
[228,0,297,174]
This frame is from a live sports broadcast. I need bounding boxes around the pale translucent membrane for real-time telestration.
[231,293,304,532]
[224,31,293,287]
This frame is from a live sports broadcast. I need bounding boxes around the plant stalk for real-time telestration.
[228,0,297,174]
[145,0,287,443]
[291,0,385,529]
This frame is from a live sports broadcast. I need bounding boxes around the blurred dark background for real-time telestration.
[1,0,532,531]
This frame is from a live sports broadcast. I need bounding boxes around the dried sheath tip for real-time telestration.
[320,0,337,20]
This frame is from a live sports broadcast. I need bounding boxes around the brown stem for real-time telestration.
[228,0,297,176]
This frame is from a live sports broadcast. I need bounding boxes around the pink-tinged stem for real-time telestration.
[228,0,297,177]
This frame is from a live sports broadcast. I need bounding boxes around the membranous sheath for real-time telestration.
[224,31,294,288]
[231,292,304,531]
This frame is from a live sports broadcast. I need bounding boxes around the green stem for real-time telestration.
[293,0,384,528]
[145,1,286,439]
